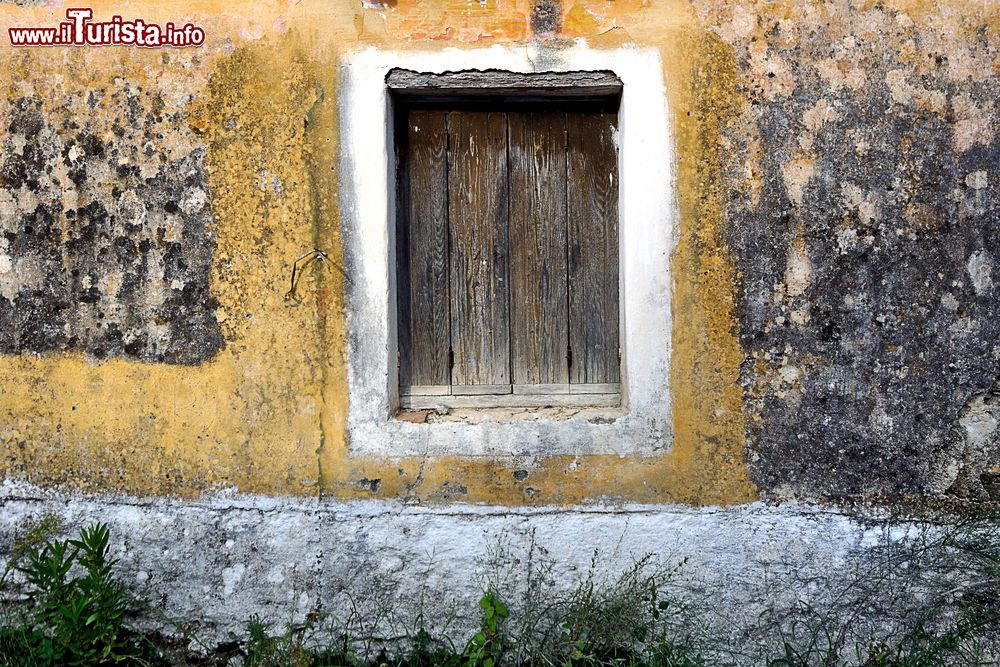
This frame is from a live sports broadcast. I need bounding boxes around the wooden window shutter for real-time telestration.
[397,107,620,407]
[447,111,512,394]
[397,110,450,391]
[567,112,620,387]
[508,112,570,393]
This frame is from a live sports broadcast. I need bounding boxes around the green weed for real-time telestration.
[0,523,160,667]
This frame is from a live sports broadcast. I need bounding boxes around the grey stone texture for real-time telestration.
[700,2,1000,500]
[0,84,222,364]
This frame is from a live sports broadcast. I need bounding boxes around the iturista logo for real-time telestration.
[8,8,206,47]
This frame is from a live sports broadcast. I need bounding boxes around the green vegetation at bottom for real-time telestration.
[1,517,999,667]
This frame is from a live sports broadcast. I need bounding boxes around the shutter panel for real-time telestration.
[397,107,620,408]
[398,110,450,390]
[508,112,570,389]
[447,111,512,390]
[567,112,620,385]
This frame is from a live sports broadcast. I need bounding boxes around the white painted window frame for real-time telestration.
[339,45,674,458]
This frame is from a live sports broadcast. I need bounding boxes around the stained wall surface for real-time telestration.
[0,0,997,507]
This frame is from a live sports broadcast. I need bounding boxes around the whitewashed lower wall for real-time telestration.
[0,481,970,662]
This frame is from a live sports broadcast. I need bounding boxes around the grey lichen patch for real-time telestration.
[0,80,223,364]
[947,382,1000,501]
[440,481,468,497]
[356,477,382,494]
[695,2,1000,499]
[531,0,562,37]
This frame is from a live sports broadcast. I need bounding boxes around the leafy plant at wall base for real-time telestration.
[0,514,61,592]
[534,552,686,667]
[243,614,319,667]
[400,626,465,667]
[465,590,509,667]
[6,523,137,666]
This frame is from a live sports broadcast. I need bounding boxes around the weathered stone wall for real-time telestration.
[1,480,976,662]
[694,1,1000,502]
[1,0,998,653]
[0,0,997,606]
[0,1,996,502]
[1,81,222,364]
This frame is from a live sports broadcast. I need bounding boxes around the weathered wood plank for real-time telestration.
[508,112,569,386]
[401,393,621,410]
[569,383,620,395]
[567,112,620,384]
[387,69,623,98]
[400,385,451,397]
[447,111,512,387]
[451,384,512,396]
[397,110,451,388]
[513,383,571,395]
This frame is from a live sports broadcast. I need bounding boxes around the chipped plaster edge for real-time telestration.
[338,44,674,458]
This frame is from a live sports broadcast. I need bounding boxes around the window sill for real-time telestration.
[396,405,626,426]
[400,384,621,410]
[401,393,621,410]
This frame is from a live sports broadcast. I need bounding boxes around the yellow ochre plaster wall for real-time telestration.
[0,0,839,506]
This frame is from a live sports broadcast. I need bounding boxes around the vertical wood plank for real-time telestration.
[567,112,620,384]
[508,112,569,386]
[447,111,511,387]
[397,110,450,388]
